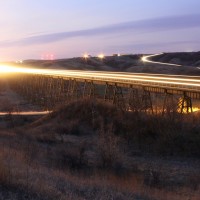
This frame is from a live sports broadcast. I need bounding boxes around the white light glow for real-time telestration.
[98,53,105,59]
[141,53,182,66]
[0,65,17,73]
[83,53,89,59]
[0,64,200,90]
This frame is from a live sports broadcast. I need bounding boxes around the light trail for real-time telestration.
[47,70,200,83]
[1,64,200,91]
[142,53,200,71]
[0,111,50,116]
[142,53,182,67]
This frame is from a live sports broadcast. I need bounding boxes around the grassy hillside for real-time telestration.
[0,99,200,200]
[151,52,200,66]
[11,52,200,75]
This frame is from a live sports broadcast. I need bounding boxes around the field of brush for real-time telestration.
[1,52,200,199]
[0,98,200,200]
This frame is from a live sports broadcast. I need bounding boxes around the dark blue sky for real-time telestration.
[0,0,200,61]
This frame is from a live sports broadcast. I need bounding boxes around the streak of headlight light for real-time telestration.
[1,65,198,83]
[35,70,200,87]
[46,69,200,83]
[59,74,200,87]
[1,65,200,87]
[142,53,182,67]
[0,65,17,73]
[49,70,200,84]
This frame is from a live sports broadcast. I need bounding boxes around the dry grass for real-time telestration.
[0,99,200,199]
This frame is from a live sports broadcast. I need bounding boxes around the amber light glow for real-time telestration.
[0,65,17,73]
[191,107,200,113]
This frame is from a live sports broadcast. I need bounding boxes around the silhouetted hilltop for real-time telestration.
[152,52,200,66]
[9,51,200,75]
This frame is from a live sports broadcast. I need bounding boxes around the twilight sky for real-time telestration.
[0,0,200,61]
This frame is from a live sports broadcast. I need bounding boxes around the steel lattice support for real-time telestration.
[113,84,125,110]
[83,81,95,98]
[104,83,115,102]
[127,86,140,112]
[141,88,153,113]
[162,90,175,115]
[70,80,83,101]
[177,92,193,113]
[65,79,73,100]
[104,83,125,110]
[7,73,198,114]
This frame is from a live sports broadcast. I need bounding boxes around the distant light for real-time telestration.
[15,60,23,64]
[141,56,146,62]
[50,54,54,60]
[41,53,55,60]
[98,53,105,59]
[117,53,121,57]
[83,53,89,59]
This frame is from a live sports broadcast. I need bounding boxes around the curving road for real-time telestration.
[141,53,182,67]
[142,53,200,71]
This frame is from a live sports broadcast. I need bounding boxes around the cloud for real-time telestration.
[0,14,200,47]
[108,40,200,53]
[111,40,200,49]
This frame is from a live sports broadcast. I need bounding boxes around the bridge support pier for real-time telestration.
[104,83,115,102]
[69,80,83,101]
[54,78,64,103]
[127,87,140,112]
[104,83,125,110]
[66,79,74,101]
[45,77,56,109]
[141,88,153,114]
[162,90,175,115]
[83,81,95,98]
[178,92,193,113]
[113,84,125,110]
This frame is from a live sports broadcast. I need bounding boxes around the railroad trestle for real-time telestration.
[9,74,197,114]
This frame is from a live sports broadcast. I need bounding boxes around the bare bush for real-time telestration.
[97,122,121,169]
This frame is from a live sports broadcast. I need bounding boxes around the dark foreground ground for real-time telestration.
[0,99,200,200]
